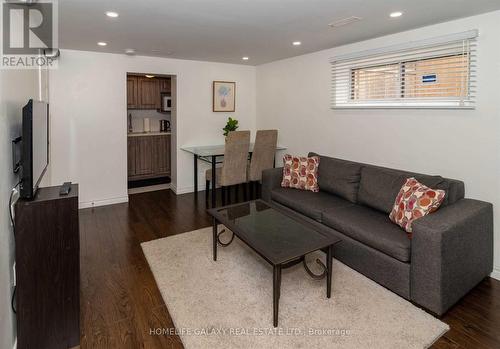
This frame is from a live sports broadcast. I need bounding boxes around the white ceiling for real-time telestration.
[58,0,500,65]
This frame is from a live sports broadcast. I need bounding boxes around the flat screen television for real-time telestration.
[20,99,49,199]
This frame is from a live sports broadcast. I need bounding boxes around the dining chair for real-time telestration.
[205,130,251,205]
[248,130,278,198]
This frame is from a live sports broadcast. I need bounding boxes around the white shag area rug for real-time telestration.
[141,227,448,349]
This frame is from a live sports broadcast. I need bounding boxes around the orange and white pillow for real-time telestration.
[389,177,446,236]
[281,154,320,192]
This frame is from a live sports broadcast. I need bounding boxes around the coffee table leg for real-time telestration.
[278,266,281,300]
[211,156,217,208]
[327,244,333,298]
[193,154,198,195]
[273,264,281,327]
[212,218,217,261]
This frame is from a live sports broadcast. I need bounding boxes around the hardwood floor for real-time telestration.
[80,189,500,348]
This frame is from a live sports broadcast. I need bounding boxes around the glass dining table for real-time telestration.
[181,143,287,207]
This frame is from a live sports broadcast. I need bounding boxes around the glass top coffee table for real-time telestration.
[208,200,341,327]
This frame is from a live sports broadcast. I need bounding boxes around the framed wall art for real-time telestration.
[213,81,235,112]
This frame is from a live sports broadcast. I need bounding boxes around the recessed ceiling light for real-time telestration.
[125,48,136,55]
[97,42,107,46]
[292,41,301,46]
[390,11,403,18]
[242,57,249,61]
[106,11,119,18]
[145,75,155,78]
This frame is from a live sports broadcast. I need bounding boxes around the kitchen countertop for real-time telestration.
[127,132,171,137]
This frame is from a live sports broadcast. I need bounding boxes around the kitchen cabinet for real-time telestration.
[135,136,154,176]
[127,137,137,177]
[127,75,171,110]
[138,77,161,109]
[128,134,171,180]
[152,135,171,175]
[159,78,171,93]
[127,76,139,108]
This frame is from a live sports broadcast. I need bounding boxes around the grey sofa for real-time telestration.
[262,152,493,316]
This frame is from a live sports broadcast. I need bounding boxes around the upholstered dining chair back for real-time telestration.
[220,131,251,186]
[248,130,278,182]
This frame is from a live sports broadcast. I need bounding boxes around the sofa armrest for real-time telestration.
[261,167,283,202]
[410,199,493,315]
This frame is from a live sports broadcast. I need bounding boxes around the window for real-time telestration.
[350,55,470,100]
[331,30,477,109]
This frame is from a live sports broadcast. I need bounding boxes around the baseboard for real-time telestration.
[128,183,171,195]
[491,268,500,281]
[172,185,193,195]
[170,182,178,194]
[171,184,205,195]
[79,196,129,209]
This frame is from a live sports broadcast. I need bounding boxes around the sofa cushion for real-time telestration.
[271,187,353,222]
[308,153,362,203]
[357,166,448,214]
[281,154,320,192]
[322,205,411,262]
[389,178,446,235]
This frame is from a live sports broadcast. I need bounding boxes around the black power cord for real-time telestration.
[11,287,16,314]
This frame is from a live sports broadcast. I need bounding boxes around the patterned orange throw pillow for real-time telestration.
[281,154,320,192]
[389,177,446,236]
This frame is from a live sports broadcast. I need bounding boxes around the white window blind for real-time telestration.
[330,30,478,109]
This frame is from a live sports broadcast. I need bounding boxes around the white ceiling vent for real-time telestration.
[328,16,362,28]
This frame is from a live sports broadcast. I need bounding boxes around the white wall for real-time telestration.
[0,69,38,349]
[256,11,500,279]
[49,50,256,206]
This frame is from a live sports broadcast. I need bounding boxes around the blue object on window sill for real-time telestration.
[422,74,437,83]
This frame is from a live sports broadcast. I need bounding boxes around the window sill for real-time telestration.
[331,105,475,110]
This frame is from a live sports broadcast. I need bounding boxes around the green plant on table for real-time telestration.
[223,117,239,137]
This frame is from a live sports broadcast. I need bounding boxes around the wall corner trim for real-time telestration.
[170,183,178,195]
[491,268,500,281]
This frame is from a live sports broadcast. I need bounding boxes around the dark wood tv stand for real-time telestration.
[15,184,80,349]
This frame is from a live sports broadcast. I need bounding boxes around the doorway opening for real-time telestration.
[126,72,176,194]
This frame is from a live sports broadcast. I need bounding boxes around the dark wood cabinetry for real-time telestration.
[127,76,139,108]
[128,137,138,177]
[138,77,161,109]
[15,185,80,349]
[152,135,171,174]
[135,136,154,176]
[127,75,170,110]
[159,78,171,93]
[127,137,137,177]
[128,135,171,180]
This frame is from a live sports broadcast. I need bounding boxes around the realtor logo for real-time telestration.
[1,0,58,69]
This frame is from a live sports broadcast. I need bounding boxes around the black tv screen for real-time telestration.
[20,99,49,199]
